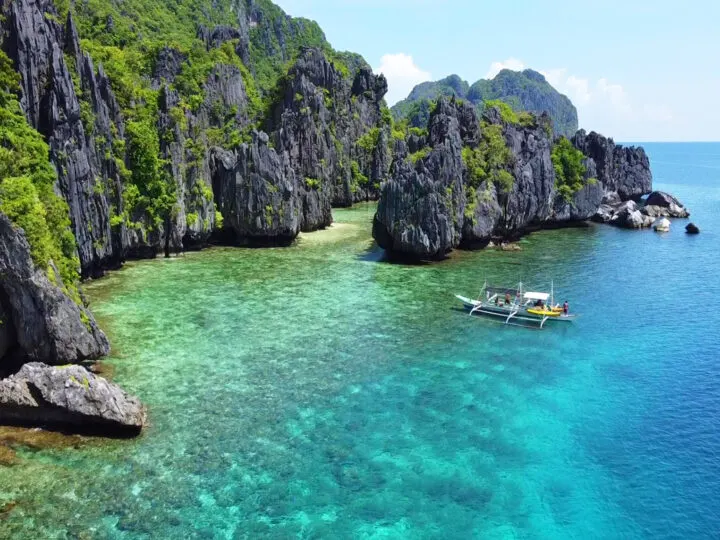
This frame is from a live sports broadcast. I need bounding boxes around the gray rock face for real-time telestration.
[269,47,389,214]
[612,200,653,229]
[211,133,302,243]
[0,215,109,367]
[572,130,652,200]
[373,98,466,258]
[6,1,118,277]
[0,301,14,361]
[645,191,690,218]
[0,363,144,436]
[374,97,659,258]
[197,24,250,63]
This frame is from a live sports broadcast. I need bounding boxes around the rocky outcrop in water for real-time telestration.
[373,98,468,257]
[592,191,689,229]
[267,47,389,210]
[644,191,690,218]
[611,200,654,229]
[374,97,657,259]
[0,363,144,436]
[686,223,700,234]
[207,47,388,242]
[571,130,652,201]
[0,214,109,370]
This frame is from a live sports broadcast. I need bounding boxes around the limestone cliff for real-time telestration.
[0,0,389,277]
[374,97,653,259]
[0,214,108,373]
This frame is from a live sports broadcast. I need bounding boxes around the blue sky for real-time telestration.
[274,0,720,141]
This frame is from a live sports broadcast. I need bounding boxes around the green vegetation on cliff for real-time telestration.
[463,124,513,192]
[58,0,344,231]
[0,51,79,291]
[551,136,594,202]
[484,100,535,128]
[462,122,514,219]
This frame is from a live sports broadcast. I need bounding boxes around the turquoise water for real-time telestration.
[0,143,719,538]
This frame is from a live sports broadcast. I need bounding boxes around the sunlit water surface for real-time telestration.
[1,143,719,538]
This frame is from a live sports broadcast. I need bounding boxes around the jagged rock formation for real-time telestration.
[0,214,109,371]
[572,130,652,201]
[211,133,303,244]
[267,47,389,209]
[374,97,656,259]
[373,99,468,258]
[208,47,389,242]
[0,363,145,436]
[392,70,579,138]
[0,0,389,277]
[593,191,689,228]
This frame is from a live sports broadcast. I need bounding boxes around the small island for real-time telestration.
[373,97,688,259]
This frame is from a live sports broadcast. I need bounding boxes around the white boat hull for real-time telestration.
[455,295,576,324]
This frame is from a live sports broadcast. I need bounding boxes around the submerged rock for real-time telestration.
[686,223,700,234]
[0,363,145,436]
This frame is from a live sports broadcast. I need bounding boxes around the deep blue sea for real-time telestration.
[0,142,718,538]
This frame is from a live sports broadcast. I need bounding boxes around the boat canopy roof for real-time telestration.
[524,292,550,301]
[487,287,520,297]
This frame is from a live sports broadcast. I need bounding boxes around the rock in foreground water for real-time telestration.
[0,215,109,367]
[644,191,690,218]
[686,223,700,234]
[0,363,145,437]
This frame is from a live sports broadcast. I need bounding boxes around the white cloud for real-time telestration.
[642,104,673,122]
[374,53,431,106]
[484,59,673,138]
[565,75,592,105]
[485,57,525,79]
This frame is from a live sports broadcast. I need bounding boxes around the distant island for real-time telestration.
[391,70,579,138]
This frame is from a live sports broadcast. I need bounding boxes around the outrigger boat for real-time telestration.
[455,282,577,328]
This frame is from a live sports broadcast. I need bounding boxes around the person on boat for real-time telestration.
[563,301,569,315]
[535,299,544,308]
[505,292,512,305]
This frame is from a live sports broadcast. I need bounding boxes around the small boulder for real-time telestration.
[653,217,671,232]
[0,363,145,436]
[645,191,690,218]
[642,205,667,218]
[686,223,700,234]
[613,201,642,228]
[592,204,615,223]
